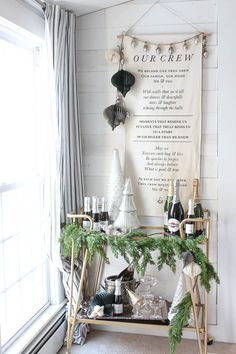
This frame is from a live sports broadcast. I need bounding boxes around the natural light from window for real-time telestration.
[0,33,50,347]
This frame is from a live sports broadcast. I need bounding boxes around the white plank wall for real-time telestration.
[76,0,218,326]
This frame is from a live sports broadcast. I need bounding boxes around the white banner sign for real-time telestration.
[124,34,203,216]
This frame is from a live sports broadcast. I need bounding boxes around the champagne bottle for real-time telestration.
[185,199,195,238]
[117,263,134,282]
[113,279,123,316]
[193,178,204,237]
[92,196,100,231]
[99,197,109,230]
[164,179,173,233]
[168,179,184,236]
[82,197,92,230]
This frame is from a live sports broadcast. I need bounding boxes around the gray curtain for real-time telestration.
[44,4,84,225]
[44,4,88,345]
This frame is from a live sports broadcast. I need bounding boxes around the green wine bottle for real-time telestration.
[193,178,204,237]
[186,199,195,238]
[164,179,173,233]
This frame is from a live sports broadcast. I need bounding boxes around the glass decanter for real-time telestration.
[139,275,157,319]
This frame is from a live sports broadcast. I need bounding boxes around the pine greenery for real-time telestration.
[59,224,220,354]
[169,292,192,354]
[60,224,219,292]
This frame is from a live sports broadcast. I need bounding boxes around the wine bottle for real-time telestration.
[185,199,195,238]
[168,179,184,236]
[117,263,134,282]
[113,279,123,316]
[164,179,173,233]
[92,196,100,231]
[82,197,92,230]
[99,197,109,230]
[193,178,204,237]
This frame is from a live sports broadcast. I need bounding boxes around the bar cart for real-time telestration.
[65,212,213,354]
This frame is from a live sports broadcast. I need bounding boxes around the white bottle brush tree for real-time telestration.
[114,177,140,232]
[107,149,124,222]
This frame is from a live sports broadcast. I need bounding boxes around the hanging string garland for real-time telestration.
[118,32,208,58]
[119,0,210,58]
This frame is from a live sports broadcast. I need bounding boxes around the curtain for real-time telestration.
[44,4,88,345]
[44,4,84,225]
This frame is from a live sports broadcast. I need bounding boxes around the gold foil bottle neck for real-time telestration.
[193,178,200,203]
[168,179,173,197]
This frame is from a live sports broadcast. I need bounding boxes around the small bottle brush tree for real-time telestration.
[114,177,140,232]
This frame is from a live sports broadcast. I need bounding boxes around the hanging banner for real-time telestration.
[124,34,203,216]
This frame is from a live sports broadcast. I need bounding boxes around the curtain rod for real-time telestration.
[34,0,46,9]
[23,0,45,10]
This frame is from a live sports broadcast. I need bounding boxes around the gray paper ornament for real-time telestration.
[103,98,129,130]
[182,251,194,267]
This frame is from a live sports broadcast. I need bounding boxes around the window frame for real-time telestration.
[0,16,65,353]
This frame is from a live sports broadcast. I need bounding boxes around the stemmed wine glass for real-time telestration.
[149,296,165,320]
[131,301,143,319]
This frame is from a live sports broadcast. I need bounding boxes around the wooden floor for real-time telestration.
[57,330,236,354]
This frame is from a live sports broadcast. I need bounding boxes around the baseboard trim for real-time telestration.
[27,313,66,354]
[3,303,67,354]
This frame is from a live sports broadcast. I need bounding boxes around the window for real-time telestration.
[0,21,59,350]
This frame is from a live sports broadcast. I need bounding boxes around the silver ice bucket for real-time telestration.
[102,275,139,304]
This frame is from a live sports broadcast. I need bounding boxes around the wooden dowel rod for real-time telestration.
[204,289,209,354]
[117,32,211,39]
[186,275,203,354]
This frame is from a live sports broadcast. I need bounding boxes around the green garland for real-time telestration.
[60,224,219,291]
[169,292,192,354]
[59,224,220,353]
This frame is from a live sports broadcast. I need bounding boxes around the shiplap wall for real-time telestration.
[76,0,218,326]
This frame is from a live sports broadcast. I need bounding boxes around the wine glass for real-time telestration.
[139,293,154,318]
[139,275,157,294]
[149,296,165,320]
[131,301,143,319]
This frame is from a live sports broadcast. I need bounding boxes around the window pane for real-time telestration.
[0,32,50,347]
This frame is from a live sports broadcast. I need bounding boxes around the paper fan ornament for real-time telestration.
[126,288,144,306]
[168,252,198,325]
[183,262,201,279]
